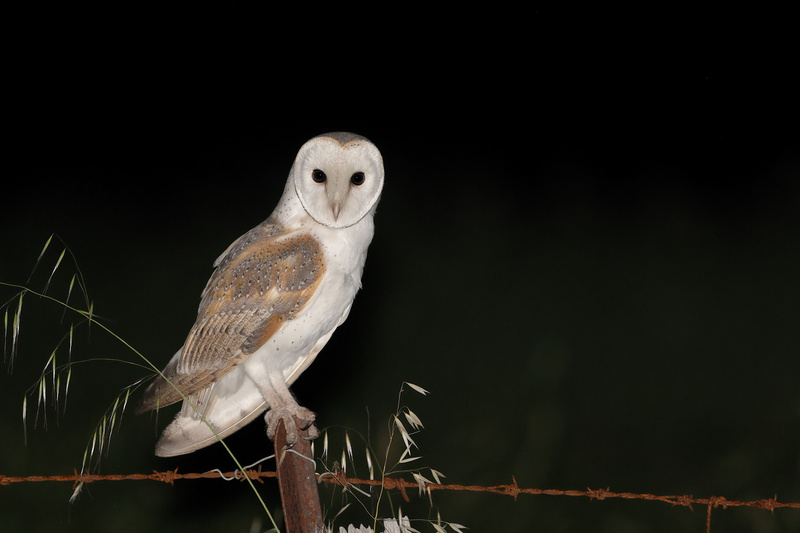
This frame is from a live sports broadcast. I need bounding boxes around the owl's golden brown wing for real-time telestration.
[137,221,325,413]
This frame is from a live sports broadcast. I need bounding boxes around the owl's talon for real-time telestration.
[304,424,320,440]
[265,407,317,445]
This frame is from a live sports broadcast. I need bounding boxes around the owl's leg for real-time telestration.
[260,371,319,445]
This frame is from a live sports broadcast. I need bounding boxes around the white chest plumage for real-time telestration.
[137,133,383,456]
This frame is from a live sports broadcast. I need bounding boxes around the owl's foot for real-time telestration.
[265,405,319,445]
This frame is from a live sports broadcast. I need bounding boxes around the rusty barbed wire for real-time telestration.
[2,469,797,532]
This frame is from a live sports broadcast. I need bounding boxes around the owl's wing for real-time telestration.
[137,221,325,413]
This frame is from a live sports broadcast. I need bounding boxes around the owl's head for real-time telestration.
[289,132,384,229]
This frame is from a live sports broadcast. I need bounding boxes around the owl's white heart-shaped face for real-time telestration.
[291,133,384,229]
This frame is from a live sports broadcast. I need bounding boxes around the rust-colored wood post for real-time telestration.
[274,417,323,532]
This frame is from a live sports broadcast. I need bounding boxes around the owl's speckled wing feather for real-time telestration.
[137,219,325,413]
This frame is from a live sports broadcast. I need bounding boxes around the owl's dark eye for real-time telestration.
[350,172,365,186]
[312,169,327,183]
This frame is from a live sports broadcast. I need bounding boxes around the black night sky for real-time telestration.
[3,9,799,533]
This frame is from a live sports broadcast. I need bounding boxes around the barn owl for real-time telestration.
[137,132,384,457]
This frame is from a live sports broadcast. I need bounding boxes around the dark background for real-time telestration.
[2,8,799,533]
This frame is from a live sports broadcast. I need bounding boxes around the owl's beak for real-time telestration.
[328,181,349,221]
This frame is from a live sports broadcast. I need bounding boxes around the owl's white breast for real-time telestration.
[311,205,376,282]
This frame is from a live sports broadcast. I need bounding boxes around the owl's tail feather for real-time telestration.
[155,399,268,457]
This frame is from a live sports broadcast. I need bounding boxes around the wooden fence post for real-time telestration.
[274,417,323,532]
